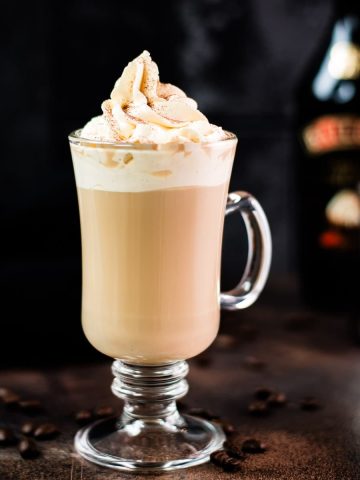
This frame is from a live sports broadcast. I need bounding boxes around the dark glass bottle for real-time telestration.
[295,1,360,312]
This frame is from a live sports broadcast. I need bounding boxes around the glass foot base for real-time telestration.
[74,414,225,473]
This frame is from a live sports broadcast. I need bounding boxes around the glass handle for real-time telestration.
[220,191,272,310]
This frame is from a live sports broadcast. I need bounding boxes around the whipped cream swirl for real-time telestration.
[81,51,226,144]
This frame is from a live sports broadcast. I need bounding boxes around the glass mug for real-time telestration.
[69,130,271,473]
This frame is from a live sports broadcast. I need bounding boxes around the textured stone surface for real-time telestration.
[1,291,360,479]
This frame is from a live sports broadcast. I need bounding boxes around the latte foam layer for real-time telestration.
[70,135,236,192]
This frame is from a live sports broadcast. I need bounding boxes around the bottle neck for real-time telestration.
[335,8,360,41]
[311,7,360,96]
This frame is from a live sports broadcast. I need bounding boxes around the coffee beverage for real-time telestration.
[77,183,228,362]
[70,51,271,472]
[71,140,235,363]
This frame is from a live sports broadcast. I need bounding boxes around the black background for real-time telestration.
[1,0,335,365]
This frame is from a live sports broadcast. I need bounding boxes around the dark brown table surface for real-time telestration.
[1,278,360,479]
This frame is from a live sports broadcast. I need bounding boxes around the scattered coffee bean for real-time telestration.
[243,356,266,370]
[94,406,114,418]
[210,450,243,472]
[210,450,229,467]
[75,409,94,426]
[222,422,238,436]
[242,438,266,454]
[0,427,17,446]
[2,393,21,407]
[300,396,321,411]
[247,400,269,416]
[20,422,37,436]
[18,438,40,459]
[215,419,238,436]
[268,392,287,407]
[33,423,59,440]
[18,400,44,414]
[187,408,220,420]
[223,440,247,460]
[214,334,238,350]
[254,387,273,401]
[0,388,14,399]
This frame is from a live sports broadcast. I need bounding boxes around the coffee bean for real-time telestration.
[18,438,40,459]
[254,387,273,400]
[75,409,94,426]
[210,450,243,472]
[33,423,59,440]
[18,400,44,414]
[0,388,15,399]
[268,392,287,407]
[215,419,238,436]
[300,396,321,411]
[2,393,21,407]
[247,400,269,416]
[210,450,228,467]
[0,427,17,446]
[186,408,220,421]
[242,438,266,454]
[94,406,114,418]
[214,334,238,350]
[243,356,266,370]
[20,422,37,436]
[223,440,247,460]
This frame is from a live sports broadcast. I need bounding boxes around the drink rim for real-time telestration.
[68,129,237,150]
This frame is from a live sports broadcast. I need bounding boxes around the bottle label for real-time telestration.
[302,115,360,155]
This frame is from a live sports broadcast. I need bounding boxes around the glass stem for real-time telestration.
[111,360,189,425]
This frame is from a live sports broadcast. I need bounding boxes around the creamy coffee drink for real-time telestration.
[77,183,229,362]
[70,51,236,363]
